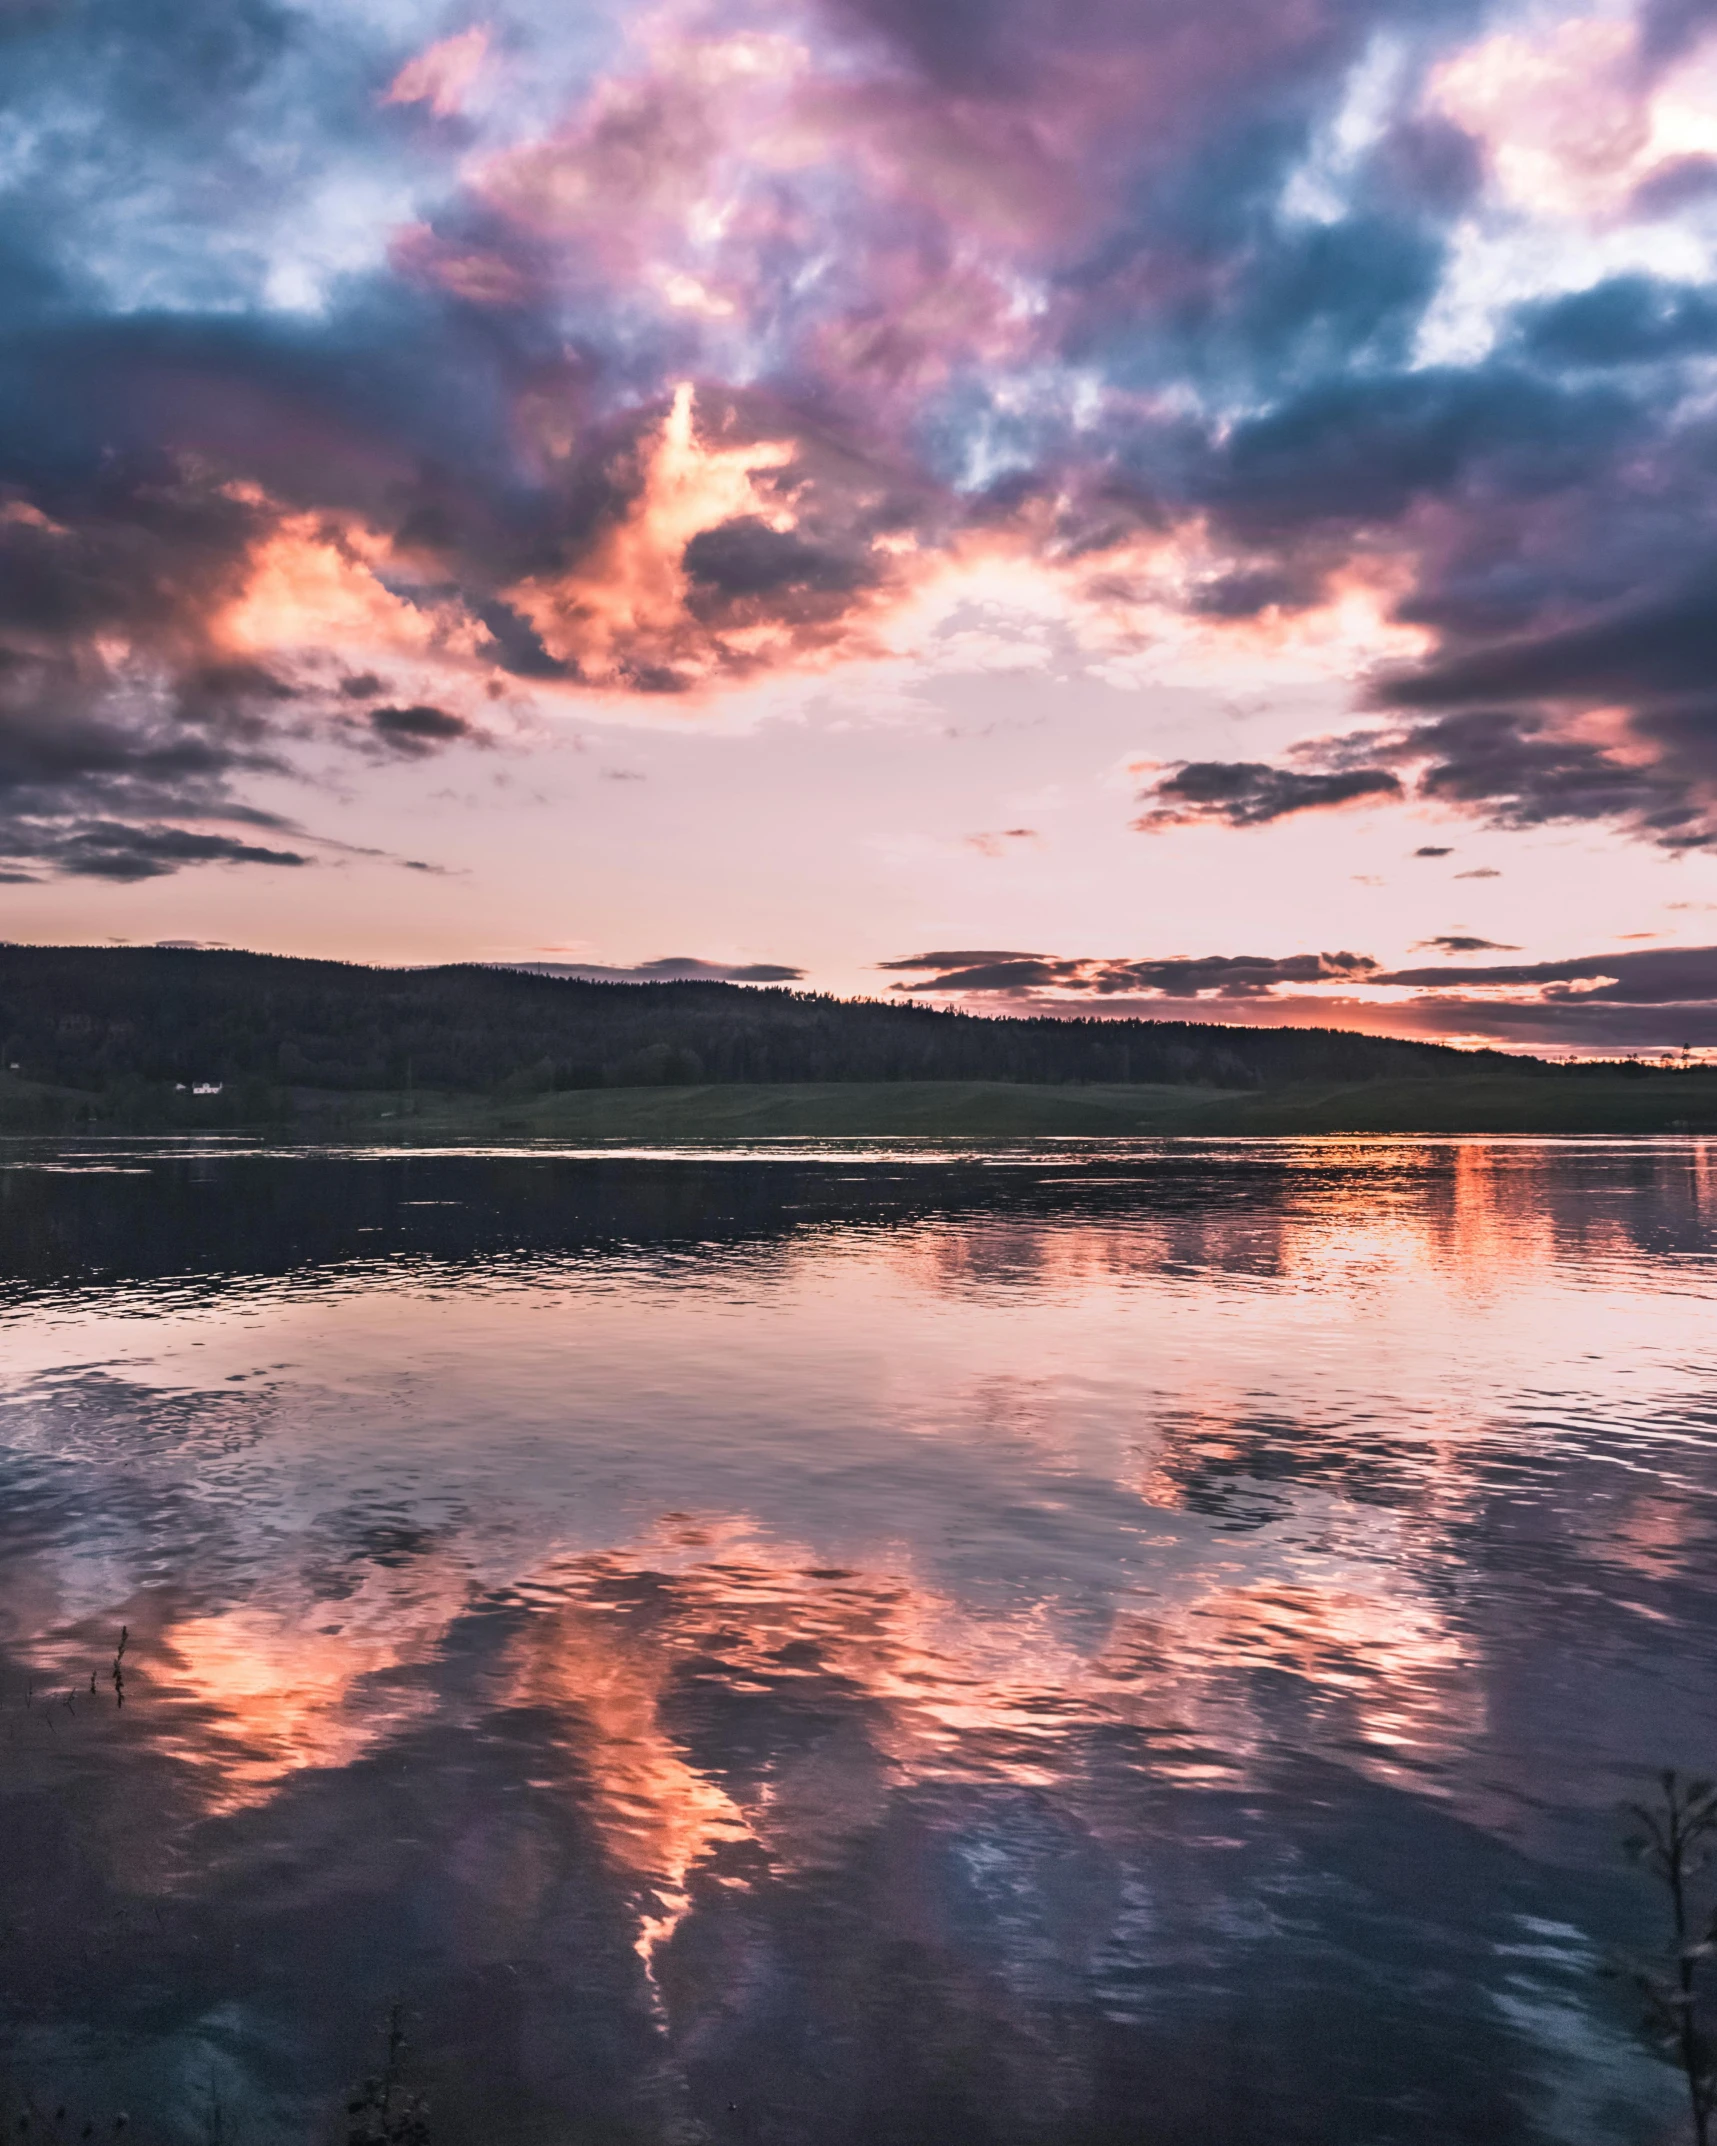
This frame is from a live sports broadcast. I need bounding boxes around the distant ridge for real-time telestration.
[0,942,1522,1096]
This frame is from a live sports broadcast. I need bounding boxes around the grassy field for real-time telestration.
[209,1070,1717,1139]
[1201,1071,1717,1135]
[304,1078,1241,1140]
[6,1071,1717,1140]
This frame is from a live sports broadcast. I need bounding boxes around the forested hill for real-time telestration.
[0,944,1523,1095]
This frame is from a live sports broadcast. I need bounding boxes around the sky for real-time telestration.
[3,0,1717,1052]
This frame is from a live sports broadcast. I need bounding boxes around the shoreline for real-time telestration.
[5,1072,1717,1141]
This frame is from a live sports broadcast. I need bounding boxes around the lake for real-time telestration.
[1,1137,1714,2145]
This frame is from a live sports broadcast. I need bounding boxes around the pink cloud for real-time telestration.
[382,25,491,120]
[1429,9,1717,222]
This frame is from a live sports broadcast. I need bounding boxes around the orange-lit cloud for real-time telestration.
[154,1557,473,1809]
[503,384,911,693]
[220,511,474,664]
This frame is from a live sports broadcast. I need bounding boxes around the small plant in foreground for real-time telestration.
[345,2010,429,2146]
[1620,1770,1717,2144]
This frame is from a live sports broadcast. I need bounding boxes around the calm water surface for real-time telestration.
[1,1137,1715,2145]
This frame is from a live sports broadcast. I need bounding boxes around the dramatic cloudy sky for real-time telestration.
[4,0,1717,1049]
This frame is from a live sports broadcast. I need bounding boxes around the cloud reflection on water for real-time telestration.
[0,1140,1713,2141]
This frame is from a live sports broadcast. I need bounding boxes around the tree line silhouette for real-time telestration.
[0,946,1530,1110]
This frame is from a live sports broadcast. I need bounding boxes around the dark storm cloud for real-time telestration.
[472,601,575,683]
[1138,702,1717,850]
[1084,207,1454,415]
[1369,941,1717,1049]
[1375,944,1717,1001]
[1120,991,1717,1050]
[0,294,504,870]
[1630,156,1717,217]
[682,519,869,600]
[1408,1000,1717,1048]
[0,633,307,879]
[1637,0,1717,68]
[0,0,602,865]
[1518,277,1717,368]
[3,820,310,881]
[1413,846,1452,857]
[884,949,1380,996]
[1204,366,1637,542]
[1185,565,1321,619]
[0,460,266,643]
[1291,566,1717,851]
[1412,935,1518,953]
[888,958,1068,991]
[1133,759,1403,828]
[883,937,1717,1048]
[1404,709,1695,833]
[877,950,1046,969]
[367,704,473,753]
[1377,585,1717,712]
[1120,252,1717,857]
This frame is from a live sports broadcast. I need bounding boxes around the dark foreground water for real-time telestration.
[2,1138,1715,2146]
